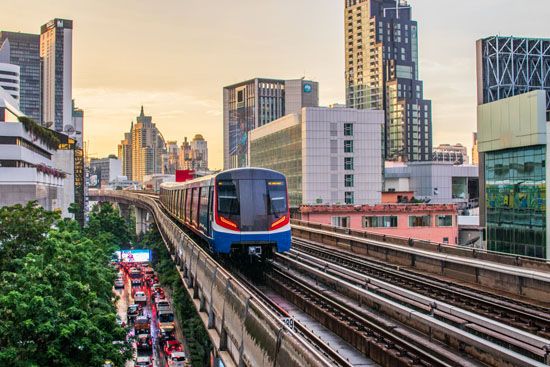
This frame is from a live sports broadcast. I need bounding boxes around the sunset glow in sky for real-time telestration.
[2,0,549,169]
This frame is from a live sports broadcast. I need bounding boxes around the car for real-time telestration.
[134,355,153,367]
[134,291,147,304]
[158,325,176,346]
[136,333,153,351]
[157,310,175,329]
[156,304,172,317]
[164,340,183,359]
[131,278,142,287]
[134,315,151,335]
[127,304,141,323]
[167,351,187,367]
[114,279,125,289]
[155,299,170,310]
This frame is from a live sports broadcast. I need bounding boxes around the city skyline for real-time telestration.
[1,0,549,169]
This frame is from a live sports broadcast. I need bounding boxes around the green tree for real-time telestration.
[0,203,133,366]
[86,202,134,247]
[0,202,59,272]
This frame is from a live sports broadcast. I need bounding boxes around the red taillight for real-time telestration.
[270,214,289,231]
[218,216,239,230]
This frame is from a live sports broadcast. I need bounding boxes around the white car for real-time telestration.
[167,352,186,367]
[134,291,147,304]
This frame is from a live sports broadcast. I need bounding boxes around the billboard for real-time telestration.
[114,249,151,263]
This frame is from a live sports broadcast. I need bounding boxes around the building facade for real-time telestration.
[223,78,319,169]
[477,36,550,110]
[477,90,548,259]
[40,18,73,132]
[0,32,41,122]
[345,0,432,162]
[432,143,469,165]
[90,156,122,188]
[0,89,66,212]
[189,134,208,171]
[130,107,166,182]
[0,62,20,105]
[385,161,479,209]
[118,129,132,180]
[164,140,179,175]
[249,106,383,207]
[300,203,459,245]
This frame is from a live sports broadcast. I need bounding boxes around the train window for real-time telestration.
[267,181,287,215]
[186,189,192,222]
[217,180,240,215]
[199,186,210,232]
[192,188,200,225]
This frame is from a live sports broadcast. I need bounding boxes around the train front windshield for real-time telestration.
[218,179,288,231]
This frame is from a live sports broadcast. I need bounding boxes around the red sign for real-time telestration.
[176,170,195,182]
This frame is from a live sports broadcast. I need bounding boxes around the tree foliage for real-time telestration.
[0,202,133,366]
[85,202,134,248]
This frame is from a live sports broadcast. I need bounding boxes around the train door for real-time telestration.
[208,185,214,237]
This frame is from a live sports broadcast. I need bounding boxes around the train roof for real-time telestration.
[160,167,285,190]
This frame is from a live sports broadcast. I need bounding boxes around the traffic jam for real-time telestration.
[113,251,187,367]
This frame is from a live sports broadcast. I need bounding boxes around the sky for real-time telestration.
[1,0,549,169]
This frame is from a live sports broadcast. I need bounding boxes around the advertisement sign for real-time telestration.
[114,249,151,263]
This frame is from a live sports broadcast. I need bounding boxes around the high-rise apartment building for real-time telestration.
[0,32,41,122]
[130,106,166,182]
[223,78,318,169]
[345,0,432,162]
[118,128,133,180]
[477,36,550,259]
[164,140,179,175]
[40,18,73,132]
[190,134,208,171]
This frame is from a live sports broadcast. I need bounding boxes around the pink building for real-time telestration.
[299,204,459,245]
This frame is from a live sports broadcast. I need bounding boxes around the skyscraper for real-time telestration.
[40,18,73,132]
[223,78,319,169]
[130,106,166,182]
[0,32,41,122]
[345,0,432,162]
[118,128,133,180]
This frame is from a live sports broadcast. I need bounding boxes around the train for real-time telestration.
[159,168,291,258]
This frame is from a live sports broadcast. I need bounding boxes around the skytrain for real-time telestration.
[159,168,291,258]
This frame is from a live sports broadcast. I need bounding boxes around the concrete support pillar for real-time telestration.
[134,206,153,236]
[118,203,131,222]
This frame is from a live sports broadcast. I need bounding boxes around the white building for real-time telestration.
[90,156,122,188]
[0,62,20,107]
[249,106,384,207]
[0,88,67,211]
[385,161,479,208]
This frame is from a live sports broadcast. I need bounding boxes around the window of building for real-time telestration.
[345,192,354,204]
[330,140,338,154]
[344,123,354,136]
[345,174,354,187]
[409,215,431,227]
[332,216,350,228]
[437,215,453,227]
[344,157,354,170]
[443,237,449,244]
[363,216,398,228]
[344,140,354,153]
[330,123,338,137]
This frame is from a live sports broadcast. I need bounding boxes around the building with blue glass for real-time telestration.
[477,36,550,259]
[223,78,318,169]
[0,32,41,122]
